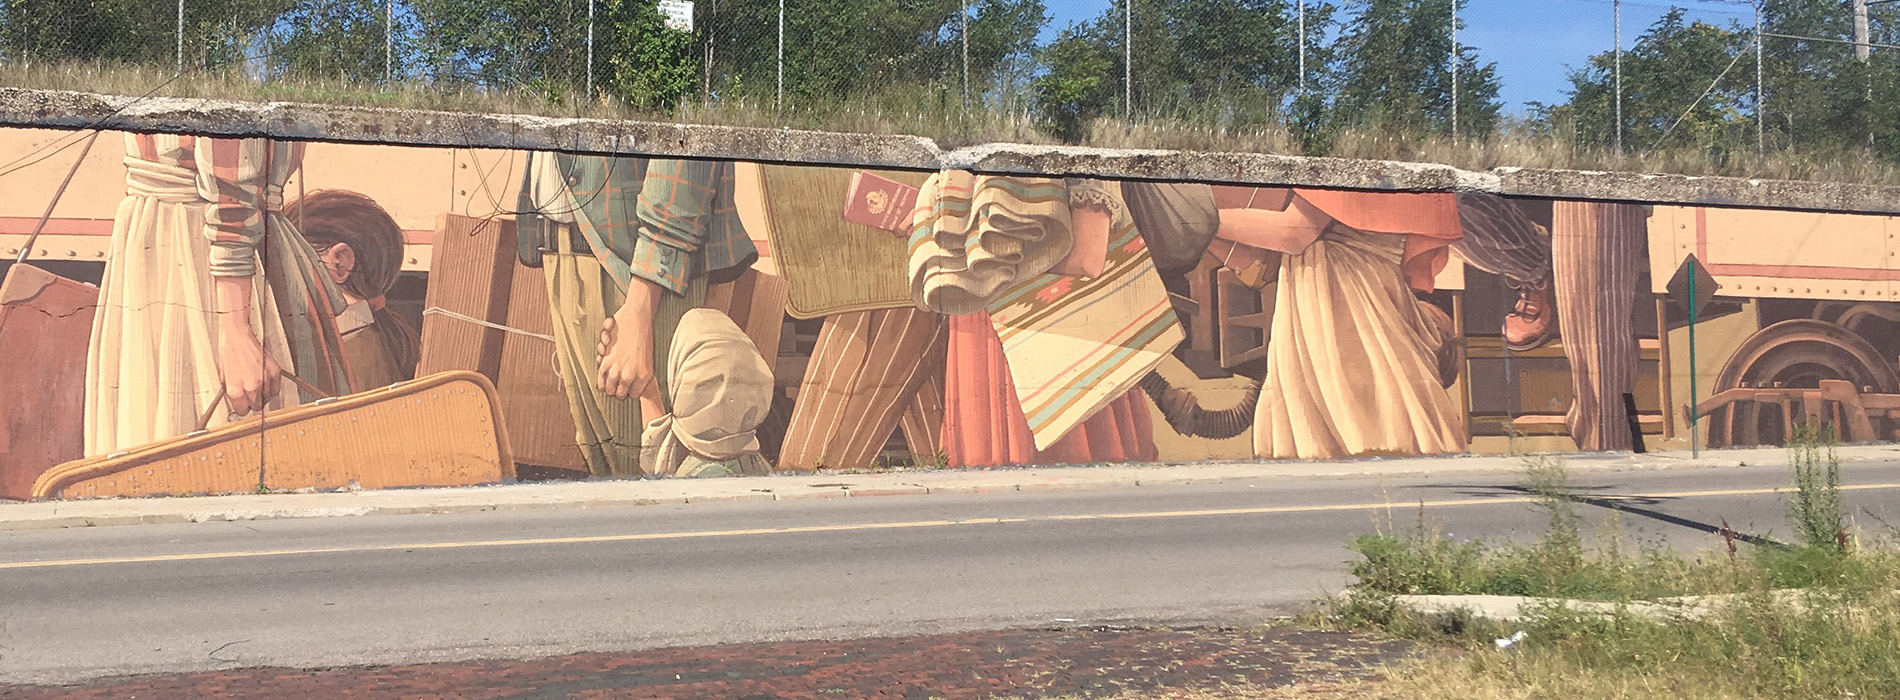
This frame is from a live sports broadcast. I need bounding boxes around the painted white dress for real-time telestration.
[84,134,348,456]
[1252,226,1466,459]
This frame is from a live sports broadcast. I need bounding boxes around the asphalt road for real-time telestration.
[4,462,1899,684]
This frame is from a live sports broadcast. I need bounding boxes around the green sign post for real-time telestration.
[1690,261,1699,458]
[1667,254,1719,458]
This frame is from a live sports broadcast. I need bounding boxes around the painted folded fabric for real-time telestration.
[907,172,1074,315]
[640,309,776,478]
[979,181,1184,450]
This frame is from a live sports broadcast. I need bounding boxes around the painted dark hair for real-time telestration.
[286,189,419,380]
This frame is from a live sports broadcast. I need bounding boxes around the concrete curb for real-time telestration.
[4,444,1896,532]
[1392,588,1885,625]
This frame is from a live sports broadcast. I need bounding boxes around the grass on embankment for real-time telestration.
[1305,433,1900,700]
[0,61,1049,149]
[7,60,1900,186]
[1042,439,1900,699]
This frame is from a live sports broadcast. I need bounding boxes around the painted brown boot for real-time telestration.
[1503,280,1556,352]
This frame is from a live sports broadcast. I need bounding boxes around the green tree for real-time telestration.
[1757,0,1900,160]
[1329,0,1501,139]
[1032,0,1333,143]
[400,0,698,109]
[700,0,1042,107]
[0,0,279,72]
[967,0,1048,110]
[1876,4,1900,160]
[1034,23,1114,141]
[1140,0,1330,125]
[599,0,699,109]
[1542,9,1752,157]
[408,0,594,95]
[271,0,392,82]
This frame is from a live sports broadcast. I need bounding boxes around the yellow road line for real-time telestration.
[5,482,1897,571]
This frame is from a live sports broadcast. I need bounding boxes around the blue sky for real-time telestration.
[1039,0,1758,114]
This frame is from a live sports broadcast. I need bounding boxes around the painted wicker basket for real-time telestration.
[32,370,516,500]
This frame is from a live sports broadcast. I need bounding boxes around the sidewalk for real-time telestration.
[3,444,1893,532]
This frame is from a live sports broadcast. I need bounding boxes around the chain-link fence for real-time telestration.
[0,1,1896,167]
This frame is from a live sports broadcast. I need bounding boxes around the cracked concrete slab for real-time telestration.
[6,87,1900,214]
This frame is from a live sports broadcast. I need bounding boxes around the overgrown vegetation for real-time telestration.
[1320,430,1900,699]
[1789,424,1847,553]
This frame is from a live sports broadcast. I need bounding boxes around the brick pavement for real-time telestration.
[1,626,1413,700]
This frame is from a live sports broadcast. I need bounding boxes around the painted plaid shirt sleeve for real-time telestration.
[195,137,294,278]
[630,159,752,295]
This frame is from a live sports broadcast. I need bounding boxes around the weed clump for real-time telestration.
[1788,424,1846,553]
[1324,440,1900,700]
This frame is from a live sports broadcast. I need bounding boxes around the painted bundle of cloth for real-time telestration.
[911,173,1182,452]
[907,172,1073,315]
[640,309,775,478]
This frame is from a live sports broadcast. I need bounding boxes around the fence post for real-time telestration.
[776,0,784,117]
[1854,0,1872,62]
[176,0,184,75]
[1298,0,1306,93]
[1855,0,1873,141]
[702,0,713,106]
[961,0,969,113]
[1614,0,1623,156]
[386,0,394,83]
[586,0,595,99]
[1755,2,1764,155]
[1450,0,1459,138]
[1124,0,1132,120]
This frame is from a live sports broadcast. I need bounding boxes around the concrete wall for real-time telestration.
[3,88,1898,499]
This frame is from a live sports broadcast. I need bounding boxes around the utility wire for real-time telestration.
[1761,31,1900,51]
[1652,33,1757,150]
[0,43,288,181]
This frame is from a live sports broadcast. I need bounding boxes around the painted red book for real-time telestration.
[843,171,921,235]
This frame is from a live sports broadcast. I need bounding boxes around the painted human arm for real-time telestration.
[594,159,713,412]
[626,159,724,295]
[1059,179,1120,277]
[1073,204,1111,253]
[598,159,743,413]
[197,138,286,415]
[196,138,284,278]
[213,276,284,417]
[597,275,665,416]
[1213,192,1333,255]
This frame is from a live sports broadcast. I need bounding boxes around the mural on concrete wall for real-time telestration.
[2,128,1895,499]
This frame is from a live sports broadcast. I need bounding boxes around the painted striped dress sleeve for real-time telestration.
[195,138,276,278]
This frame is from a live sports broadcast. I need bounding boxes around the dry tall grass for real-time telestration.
[5,60,1898,186]
[1320,122,1900,185]
[0,61,1050,147]
[1009,658,1802,699]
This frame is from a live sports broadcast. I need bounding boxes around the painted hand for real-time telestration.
[597,312,656,401]
[218,329,283,417]
[212,275,282,417]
